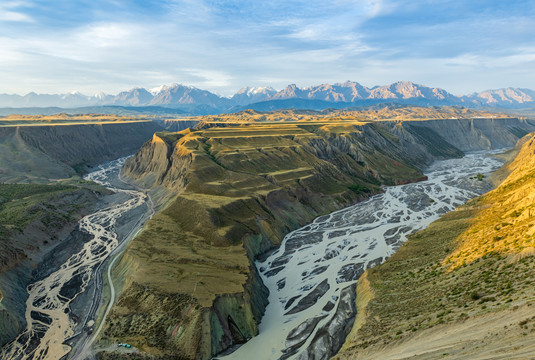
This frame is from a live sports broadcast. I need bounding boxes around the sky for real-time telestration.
[0,0,534,96]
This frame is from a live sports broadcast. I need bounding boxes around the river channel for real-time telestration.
[222,151,504,360]
[1,158,149,360]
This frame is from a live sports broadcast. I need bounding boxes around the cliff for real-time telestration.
[404,117,535,151]
[335,131,535,359]
[0,121,164,182]
[96,117,535,359]
[159,119,201,132]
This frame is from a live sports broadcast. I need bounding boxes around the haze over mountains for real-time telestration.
[2,81,535,113]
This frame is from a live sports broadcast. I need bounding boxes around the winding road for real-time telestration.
[0,158,152,360]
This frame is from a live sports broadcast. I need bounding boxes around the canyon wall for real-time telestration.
[99,118,535,359]
[0,121,164,182]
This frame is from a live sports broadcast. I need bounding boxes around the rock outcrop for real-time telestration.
[404,117,535,151]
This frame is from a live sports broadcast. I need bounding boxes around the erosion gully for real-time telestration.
[221,150,504,360]
[1,157,150,360]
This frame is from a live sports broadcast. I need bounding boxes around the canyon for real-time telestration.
[334,131,535,359]
[97,115,535,359]
[0,108,534,360]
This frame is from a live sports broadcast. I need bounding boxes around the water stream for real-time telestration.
[222,151,504,360]
[1,158,148,360]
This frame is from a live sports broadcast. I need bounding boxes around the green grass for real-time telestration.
[0,184,77,233]
[0,181,106,237]
[345,206,535,350]
[0,183,73,202]
[341,134,535,354]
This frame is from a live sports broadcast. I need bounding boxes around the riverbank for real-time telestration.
[334,133,535,359]
[221,150,504,359]
[0,158,152,360]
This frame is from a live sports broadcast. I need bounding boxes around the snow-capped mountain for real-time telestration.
[1,81,534,111]
[231,86,277,105]
[462,88,535,106]
[112,87,153,106]
[148,83,232,108]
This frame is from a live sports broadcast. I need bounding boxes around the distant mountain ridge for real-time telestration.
[1,81,535,112]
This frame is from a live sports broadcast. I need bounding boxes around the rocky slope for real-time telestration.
[402,117,535,151]
[98,116,534,359]
[0,121,163,182]
[335,132,535,359]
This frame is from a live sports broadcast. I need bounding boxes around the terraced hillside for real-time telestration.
[335,132,535,360]
[98,120,471,359]
[95,115,535,360]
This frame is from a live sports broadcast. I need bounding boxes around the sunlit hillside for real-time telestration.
[177,106,511,124]
[336,133,535,359]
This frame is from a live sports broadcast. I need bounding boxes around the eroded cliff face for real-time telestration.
[122,132,193,205]
[160,119,201,132]
[0,121,164,182]
[100,118,535,359]
[100,119,475,359]
[18,121,164,167]
[404,117,535,151]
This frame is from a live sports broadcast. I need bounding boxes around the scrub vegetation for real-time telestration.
[336,133,535,359]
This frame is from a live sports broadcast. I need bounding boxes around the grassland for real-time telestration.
[0,181,108,273]
[336,133,535,359]
[0,113,150,126]
[176,105,509,125]
[0,184,77,235]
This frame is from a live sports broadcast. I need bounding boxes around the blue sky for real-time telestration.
[0,0,534,96]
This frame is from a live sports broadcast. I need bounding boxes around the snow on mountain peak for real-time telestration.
[248,86,276,95]
[235,86,276,97]
[94,91,107,99]
[149,85,167,95]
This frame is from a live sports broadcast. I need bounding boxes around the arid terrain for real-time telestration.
[1,106,535,360]
[93,109,535,359]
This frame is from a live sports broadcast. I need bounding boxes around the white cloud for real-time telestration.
[76,23,133,47]
[0,0,533,96]
[0,10,33,22]
[181,68,233,89]
[0,1,34,22]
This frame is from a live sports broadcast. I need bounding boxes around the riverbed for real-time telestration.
[221,151,504,360]
[0,158,150,360]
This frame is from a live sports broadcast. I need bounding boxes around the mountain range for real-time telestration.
[1,81,535,113]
